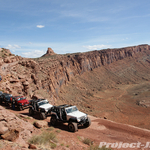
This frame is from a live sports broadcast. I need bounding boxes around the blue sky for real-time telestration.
[0,0,150,58]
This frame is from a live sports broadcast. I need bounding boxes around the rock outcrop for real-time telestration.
[0,106,34,146]
[37,44,150,97]
[42,47,56,57]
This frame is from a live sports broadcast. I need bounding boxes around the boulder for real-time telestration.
[9,78,19,83]
[1,129,19,141]
[31,74,37,84]
[33,120,48,128]
[28,143,37,149]
[0,123,8,135]
[137,100,150,108]
[18,75,26,79]
[4,57,11,63]
[22,81,29,86]
[0,105,34,142]
[0,58,3,66]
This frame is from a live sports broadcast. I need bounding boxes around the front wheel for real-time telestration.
[68,122,78,132]
[84,117,91,127]
[40,112,46,120]
[29,107,34,115]
[5,101,9,106]
[18,105,23,111]
[50,116,57,126]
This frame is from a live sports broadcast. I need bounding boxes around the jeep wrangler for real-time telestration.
[11,96,30,110]
[50,104,91,132]
[0,93,13,105]
[29,99,53,120]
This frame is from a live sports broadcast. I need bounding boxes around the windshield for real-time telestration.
[5,95,12,98]
[66,106,78,114]
[18,97,26,101]
[38,100,49,106]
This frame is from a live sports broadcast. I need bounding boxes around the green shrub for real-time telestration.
[82,138,92,145]
[89,145,112,150]
[56,129,61,133]
[50,143,57,149]
[46,127,54,131]
[66,144,69,148]
[29,131,57,145]
[86,92,94,97]
[77,136,82,141]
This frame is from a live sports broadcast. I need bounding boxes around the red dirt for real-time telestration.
[4,107,150,150]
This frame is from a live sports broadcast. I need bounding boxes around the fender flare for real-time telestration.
[69,117,78,123]
[40,108,46,113]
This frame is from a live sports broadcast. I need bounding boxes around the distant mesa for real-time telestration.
[42,48,56,57]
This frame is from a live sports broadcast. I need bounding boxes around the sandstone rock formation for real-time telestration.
[37,44,150,98]
[0,106,34,146]
[33,120,48,128]
[1,129,19,142]
[0,44,150,102]
[42,47,56,57]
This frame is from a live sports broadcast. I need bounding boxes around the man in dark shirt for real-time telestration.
[12,97,15,110]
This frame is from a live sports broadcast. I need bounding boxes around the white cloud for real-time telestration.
[22,50,45,58]
[6,44,21,49]
[36,25,45,28]
[83,44,110,50]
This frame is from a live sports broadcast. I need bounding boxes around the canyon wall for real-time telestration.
[38,44,150,97]
[1,44,150,101]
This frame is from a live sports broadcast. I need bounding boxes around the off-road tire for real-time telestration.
[18,106,23,111]
[50,115,57,126]
[5,101,9,106]
[40,112,46,120]
[84,117,91,127]
[68,122,78,132]
[29,107,34,115]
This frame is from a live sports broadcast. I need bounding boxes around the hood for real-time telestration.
[67,110,86,118]
[18,99,29,104]
[39,104,53,110]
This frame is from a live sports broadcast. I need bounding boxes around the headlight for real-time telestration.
[77,118,81,122]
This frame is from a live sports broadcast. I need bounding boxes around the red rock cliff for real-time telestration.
[38,44,150,97]
[1,44,150,100]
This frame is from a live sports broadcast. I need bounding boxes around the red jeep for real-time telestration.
[13,96,30,110]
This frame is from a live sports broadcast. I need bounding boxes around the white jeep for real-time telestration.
[29,99,53,119]
[50,104,91,132]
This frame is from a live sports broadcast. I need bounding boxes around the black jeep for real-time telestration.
[50,104,91,132]
[0,93,13,105]
[29,99,53,120]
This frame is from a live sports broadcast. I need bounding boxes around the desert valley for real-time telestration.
[1,44,150,149]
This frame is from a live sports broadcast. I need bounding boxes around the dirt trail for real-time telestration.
[7,107,150,150]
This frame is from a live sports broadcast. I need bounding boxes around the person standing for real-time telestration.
[12,97,15,110]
